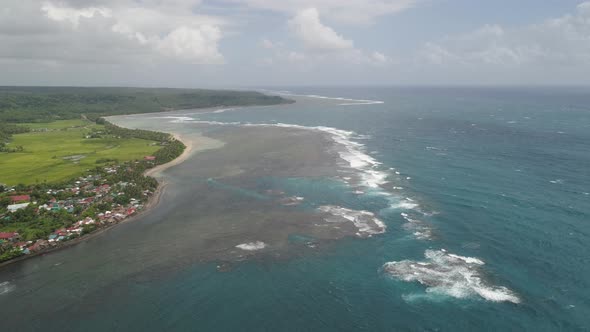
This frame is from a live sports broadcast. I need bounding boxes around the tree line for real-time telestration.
[0,87,292,123]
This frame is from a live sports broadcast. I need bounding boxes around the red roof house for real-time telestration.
[144,156,156,161]
[0,232,19,240]
[28,243,42,252]
[10,195,30,203]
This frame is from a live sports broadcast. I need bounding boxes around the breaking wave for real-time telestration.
[382,249,520,304]
[270,123,389,190]
[400,212,434,240]
[260,90,385,106]
[154,116,195,123]
[318,205,386,237]
[153,99,520,309]
[236,241,267,251]
[156,116,421,214]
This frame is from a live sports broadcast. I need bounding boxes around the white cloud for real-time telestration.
[420,2,590,67]
[228,0,420,24]
[1,0,226,64]
[264,8,391,67]
[156,26,223,63]
[289,8,353,51]
[41,2,112,27]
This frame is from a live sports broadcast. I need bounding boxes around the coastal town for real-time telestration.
[0,119,186,264]
[0,158,161,263]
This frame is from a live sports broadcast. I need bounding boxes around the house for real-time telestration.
[0,232,19,241]
[27,243,41,252]
[28,240,48,252]
[7,203,30,212]
[14,241,30,250]
[10,195,30,203]
[144,156,156,161]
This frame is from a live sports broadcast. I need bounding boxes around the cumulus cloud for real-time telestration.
[228,0,420,24]
[41,2,113,27]
[0,0,225,64]
[266,8,392,67]
[289,8,353,51]
[420,2,590,67]
[156,26,223,63]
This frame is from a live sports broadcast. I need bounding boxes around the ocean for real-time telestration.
[1,86,589,331]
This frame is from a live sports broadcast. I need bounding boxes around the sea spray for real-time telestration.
[383,249,520,304]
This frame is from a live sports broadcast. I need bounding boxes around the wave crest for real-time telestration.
[382,249,520,304]
[318,205,386,237]
[235,241,267,251]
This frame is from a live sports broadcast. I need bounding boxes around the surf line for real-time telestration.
[158,117,419,216]
[259,89,385,106]
[158,115,519,305]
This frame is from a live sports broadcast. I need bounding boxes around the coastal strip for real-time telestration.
[145,134,194,178]
[0,130,195,267]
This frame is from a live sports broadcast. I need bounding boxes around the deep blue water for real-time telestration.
[1,87,589,331]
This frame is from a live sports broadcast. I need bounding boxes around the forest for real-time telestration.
[0,87,291,123]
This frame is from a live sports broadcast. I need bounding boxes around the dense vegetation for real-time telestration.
[101,119,186,165]
[98,118,170,141]
[0,87,291,123]
[0,124,30,152]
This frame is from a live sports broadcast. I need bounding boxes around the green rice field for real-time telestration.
[0,120,159,185]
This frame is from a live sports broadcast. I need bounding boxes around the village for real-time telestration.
[0,156,160,263]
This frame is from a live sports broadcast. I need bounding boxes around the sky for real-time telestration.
[1,0,590,87]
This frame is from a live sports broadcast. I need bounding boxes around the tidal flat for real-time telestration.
[104,113,370,266]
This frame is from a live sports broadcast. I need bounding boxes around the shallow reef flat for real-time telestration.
[123,124,366,267]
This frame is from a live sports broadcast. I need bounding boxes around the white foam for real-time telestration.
[236,241,267,251]
[265,123,389,190]
[260,90,384,106]
[318,205,386,237]
[154,116,195,123]
[162,115,390,191]
[0,281,15,296]
[400,213,434,240]
[165,115,421,213]
[211,108,236,114]
[383,249,520,304]
[387,198,419,210]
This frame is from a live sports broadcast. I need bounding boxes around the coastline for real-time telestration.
[0,133,194,268]
[0,101,278,268]
[144,133,194,178]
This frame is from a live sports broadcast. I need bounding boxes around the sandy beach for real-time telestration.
[144,134,193,178]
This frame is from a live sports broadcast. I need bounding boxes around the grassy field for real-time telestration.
[0,120,160,185]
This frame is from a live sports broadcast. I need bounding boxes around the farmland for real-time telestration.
[0,119,159,185]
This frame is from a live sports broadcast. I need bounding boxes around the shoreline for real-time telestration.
[0,134,192,268]
[144,133,194,178]
[0,100,285,268]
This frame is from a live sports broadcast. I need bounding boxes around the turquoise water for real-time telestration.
[1,87,589,331]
